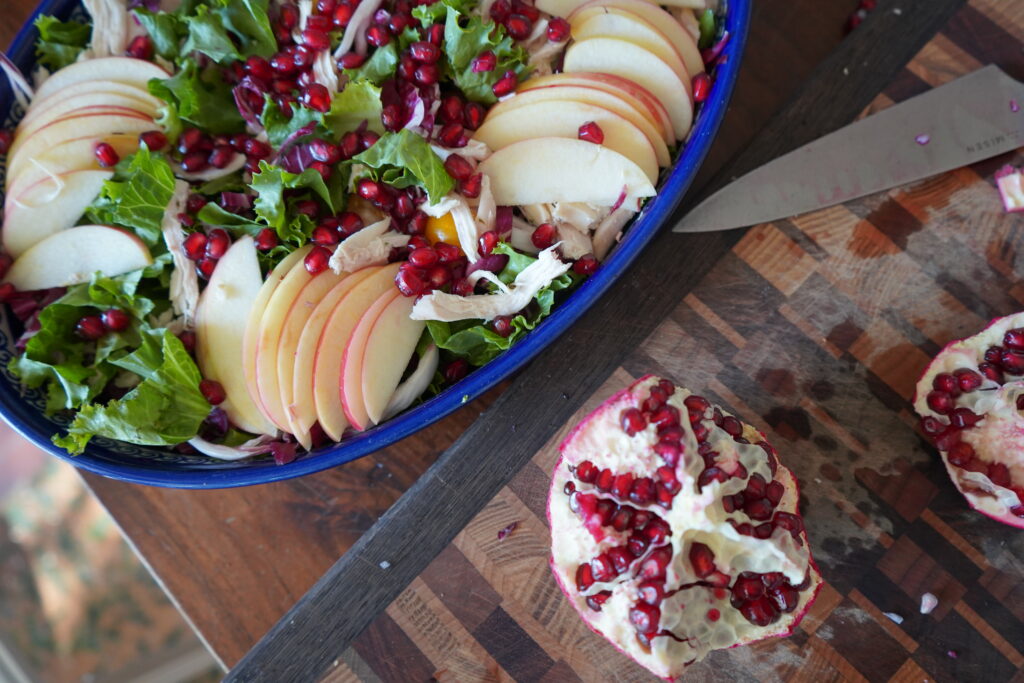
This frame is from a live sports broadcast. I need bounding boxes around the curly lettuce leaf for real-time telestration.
[353,129,453,203]
[325,79,384,136]
[425,243,580,365]
[148,58,244,134]
[86,147,177,245]
[135,0,275,64]
[52,330,210,455]
[261,96,324,148]
[133,9,186,60]
[437,7,530,103]
[343,42,399,86]
[411,0,474,25]
[33,15,91,70]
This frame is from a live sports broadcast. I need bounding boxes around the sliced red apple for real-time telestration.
[474,99,660,183]
[29,79,160,116]
[490,85,670,165]
[8,108,154,160]
[17,98,157,143]
[4,225,152,291]
[242,246,310,432]
[562,0,705,79]
[32,57,169,103]
[276,268,350,448]
[340,289,402,431]
[3,169,114,257]
[312,265,401,440]
[570,8,691,83]
[195,236,278,436]
[6,114,154,170]
[520,73,675,145]
[356,296,426,427]
[564,37,693,139]
[7,134,140,196]
[478,137,656,206]
[290,267,383,444]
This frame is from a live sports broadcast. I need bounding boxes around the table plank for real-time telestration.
[66,0,863,668]
[228,0,982,679]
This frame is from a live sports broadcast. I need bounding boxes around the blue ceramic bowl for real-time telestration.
[0,0,750,488]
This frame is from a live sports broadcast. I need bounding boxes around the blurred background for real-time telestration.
[0,422,220,683]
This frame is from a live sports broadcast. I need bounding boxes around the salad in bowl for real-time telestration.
[0,0,737,481]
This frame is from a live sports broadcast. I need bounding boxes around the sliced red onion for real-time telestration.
[220,191,253,212]
[187,433,277,461]
[272,120,319,169]
[270,441,300,465]
[232,76,270,130]
[495,206,513,234]
[466,253,510,278]
[701,30,730,66]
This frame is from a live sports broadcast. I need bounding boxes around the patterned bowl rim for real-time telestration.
[0,0,751,488]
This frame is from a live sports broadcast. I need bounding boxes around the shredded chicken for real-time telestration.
[329,217,409,273]
[450,197,483,260]
[411,245,570,322]
[420,194,461,218]
[475,174,496,232]
[162,180,199,327]
[173,153,246,181]
[557,224,593,260]
[382,344,439,420]
[592,208,635,260]
[312,50,340,94]
[509,216,541,255]
[188,434,276,461]
[81,0,130,59]
[524,19,563,77]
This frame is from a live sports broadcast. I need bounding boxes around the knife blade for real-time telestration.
[675,65,1024,232]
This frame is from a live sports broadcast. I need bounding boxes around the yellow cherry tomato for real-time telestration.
[425,212,461,251]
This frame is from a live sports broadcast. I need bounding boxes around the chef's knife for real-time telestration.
[675,65,1024,232]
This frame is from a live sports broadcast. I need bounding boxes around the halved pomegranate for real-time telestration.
[914,312,1024,527]
[548,375,821,679]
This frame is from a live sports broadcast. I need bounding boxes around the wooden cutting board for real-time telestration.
[318,2,1024,680]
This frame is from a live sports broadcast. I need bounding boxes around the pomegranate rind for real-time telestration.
[547,375,822,679]
[913,312,1024,529]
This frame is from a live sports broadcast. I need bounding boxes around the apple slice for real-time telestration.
[6,114,154,169]
[3,169,114,257]
[312,265,401,441]
[519,73,675,145]
[4,225,152,291]
[478,137,656,206]
[592,0,703,78]
[357,295,426,426]
[195,236,278,436]
[494,85,671,165]
[32,57,170,103]
[473,99,660,183]
[563,37,693,139]
[275,268,351,448]
[290,267,382,445]
[242,246,310,433]
[340,289,402,430]
[570,8,692,84]
[7,134,139,196]
[17,98,157,142]
[29,80,160,116]
[8,108,154,160]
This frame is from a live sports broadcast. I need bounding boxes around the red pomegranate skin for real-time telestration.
[548,375,821,679]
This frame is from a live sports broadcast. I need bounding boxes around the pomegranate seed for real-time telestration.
[279,3,300,29]
[490,0,511,21]
[978,362,1004,383]
[438,122,466,147]
[308,161,331,180]
[381,103,405,131]
[76,315,106,340]
[245,55,274,80]
[1005,328,1024,349]
[205,229,230,259]
[302,28,331,50]
[547,16,570,42]
[933,426,962,451]
[487,315,512,338]
[256,228,278,251]
[655,467,680,495]
[126,34,154,60]
[531,223,557,249]
[578,121,604,144]
[953,368,983,392]
[926,390,955,414]
[179,127,205,153]
[692,72,712,103]
[946,441,975,467]
[310,139,341,164]
[767,480,785,505]
[988,462,1011,487]
[460,174,482,198]
[773,511,803,536]
[388,13,411,33]
[414,63,440,86]
[586,591,612,612]
[504,14,532,40]
[181,151,210,172]
[440,95,464,123]
[638,547,671,580]
[139,130,167,151]
[575,563,594,591]
[339,52,365,69]
[333,3,354,27]
[573,255,598,275]
[270,52,298,75]
[421,22,441,45]
[475,230,498,257]
[629,477,656,504]
[366,24,391,47]
[357,179,382,202]
[245,138,272,159]
[209,145,236,169]
[410,41,441,63]
[175,331,195,354]
[305,246,332,274]
[307,14,331,32]
[101,308,131,332]
[932,372,958,394]
[396,266,427,296]
[514,1,540,22]
[94,142,120,167]
[949,407,982,429]
[611,472,633,498]
[740,596,778,627]
[721,415,743,437]
[653,440,681,466]
[689,542,715,578]
[629,602,660,635]
[183,232,208,260]
[472,51,497,72]
[196,257,217,279]
[301,83,332,112]
[620,407,646,436]
[444,358,469,383]
[1002,349,1024,374]
[697,466,728,489]
[444,154,474,182]
[312,225,340,246]
[318,0,337,12]
[627,533,648,557]
[492,70,518,98]
[649,405,680,429]
[919,416,945,435]
[608,546,633,574]
[637,581,664,605]
[0,130,12,154]
[199,379,227,405]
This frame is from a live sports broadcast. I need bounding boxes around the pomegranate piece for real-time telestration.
[914,312,1024,528]
[548,375,821,678]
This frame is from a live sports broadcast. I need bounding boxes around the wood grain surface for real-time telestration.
[232,0,1024,680]
[26,0,861,669]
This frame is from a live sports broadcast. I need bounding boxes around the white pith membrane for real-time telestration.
[548,376,822,679]
[913,312,1024,528]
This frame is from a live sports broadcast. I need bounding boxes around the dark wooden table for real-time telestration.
[7,0,1023,680]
